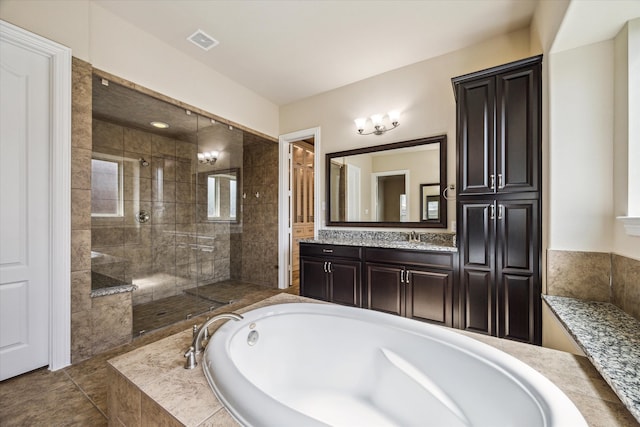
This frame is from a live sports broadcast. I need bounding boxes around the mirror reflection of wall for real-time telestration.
[420,183,441,221]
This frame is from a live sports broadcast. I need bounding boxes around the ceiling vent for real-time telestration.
[187,29,219,51]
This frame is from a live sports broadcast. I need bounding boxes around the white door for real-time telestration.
[0,29,53,380]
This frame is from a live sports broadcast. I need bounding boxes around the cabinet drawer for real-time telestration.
[365,247,454,270]
[300,243,362,260]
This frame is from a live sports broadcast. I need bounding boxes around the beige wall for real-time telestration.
[547,40,615,252]
[0,0,279,138]
[613,19,640,260]
[280,28,532,230]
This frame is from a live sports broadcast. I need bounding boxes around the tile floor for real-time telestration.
[0,282,298,426]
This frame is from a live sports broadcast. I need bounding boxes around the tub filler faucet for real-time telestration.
[184,313,243,369]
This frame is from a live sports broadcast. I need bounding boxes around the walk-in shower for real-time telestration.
[90,76,278,335]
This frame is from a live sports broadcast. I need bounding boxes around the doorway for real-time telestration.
[371,170,410,222]
[278,128,321,289]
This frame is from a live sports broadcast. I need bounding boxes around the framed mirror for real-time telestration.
[326,135,447,228]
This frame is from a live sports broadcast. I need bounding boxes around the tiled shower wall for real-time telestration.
[547,249,640,321]
[71,58,132,363]
[240,133,279,287]
[91,118,225,305]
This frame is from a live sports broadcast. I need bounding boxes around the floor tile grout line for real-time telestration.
[63,369,108,420]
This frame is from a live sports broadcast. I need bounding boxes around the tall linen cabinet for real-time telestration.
[452,55,542,345]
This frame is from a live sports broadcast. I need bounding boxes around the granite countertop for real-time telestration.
[108,293,638,426]
[90,272,137,297]
[300,237,458,252]
[543,295,640,422]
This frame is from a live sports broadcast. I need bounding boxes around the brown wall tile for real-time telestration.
[546,250,611,301]
[72,148,92,190]
[72,58,92,151]
[92,293,132,354]
[71,229,92,272]
[611,254,640,321]
[108,366,141,427]
[71,310,92,364]
[71,270,92,313]
[72,189,92,230]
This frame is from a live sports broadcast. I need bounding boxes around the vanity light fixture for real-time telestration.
[198,150,219,165]
[150,121,170,129]
[355,111,400,135]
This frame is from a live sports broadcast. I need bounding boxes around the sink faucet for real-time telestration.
[184,312,243,369]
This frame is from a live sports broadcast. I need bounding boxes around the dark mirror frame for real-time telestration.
[326,135,447,228]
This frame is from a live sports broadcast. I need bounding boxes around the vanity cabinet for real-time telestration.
[364,248,455,327]
[300,243,362,307]
[453,55,542,345]
[453,55,541,196]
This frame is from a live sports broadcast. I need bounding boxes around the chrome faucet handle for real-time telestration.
[184,346,197,369]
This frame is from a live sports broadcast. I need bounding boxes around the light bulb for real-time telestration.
[370,114,384,126]
[354,118,367,132]
[388,110,400,124]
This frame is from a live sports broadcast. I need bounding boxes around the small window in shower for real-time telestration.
[91,156,124,217]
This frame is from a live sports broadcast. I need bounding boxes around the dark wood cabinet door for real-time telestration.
[457,77,495,195]
[496,199,540,344]
[496,64,541,193]
[459,199,496,335]
[366,263,403,316]
[462,269,495,335]
[300,257,328,301]
[406,268,453,327]
[329,260,361,307]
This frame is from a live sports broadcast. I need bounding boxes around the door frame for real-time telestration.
[371,169,410,222]
[278,127,321,289]
[1,20,72,370]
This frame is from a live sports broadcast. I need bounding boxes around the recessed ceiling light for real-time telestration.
[150,121,169,129]
[187,29,219,51]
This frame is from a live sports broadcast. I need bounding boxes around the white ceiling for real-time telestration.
[95,0,537,106]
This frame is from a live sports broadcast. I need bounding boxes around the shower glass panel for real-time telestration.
[193,115,244,297]
[91,76,244,334]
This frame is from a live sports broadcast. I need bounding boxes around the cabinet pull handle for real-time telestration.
[327,262,332,273]
[498,173,504,189]
[490,174,495,191]
[406,271,410,284]
[490,204,496,220]
[498,204,504,220]
[323,262,327,273]
[322,249,333,253]
[400,270,405,283]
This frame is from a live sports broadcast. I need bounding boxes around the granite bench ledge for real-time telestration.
[543,294,640,423]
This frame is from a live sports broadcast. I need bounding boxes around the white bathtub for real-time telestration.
[203,303,586,427]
